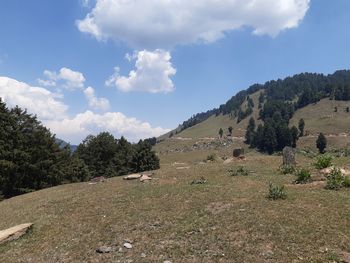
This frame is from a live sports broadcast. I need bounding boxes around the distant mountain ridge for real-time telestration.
[170,70,350,136]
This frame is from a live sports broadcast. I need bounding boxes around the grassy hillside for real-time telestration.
[166,95,350,151]
[0,143,349,262]
[177,90,263,139]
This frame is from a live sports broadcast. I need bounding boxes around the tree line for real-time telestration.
[0,99,159,199]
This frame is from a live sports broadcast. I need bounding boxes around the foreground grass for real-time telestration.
[0,149,349,262]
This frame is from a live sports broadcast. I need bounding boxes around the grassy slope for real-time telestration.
[177,90,263,139]
[173,96,350,150]
[0,144,349,262]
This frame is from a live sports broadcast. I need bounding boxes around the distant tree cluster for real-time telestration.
[0,99,159,199]
[76,133,159,178]
[245,115,300,154]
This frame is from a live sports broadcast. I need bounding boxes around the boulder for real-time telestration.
[0,223,33,244]
[140,175,152,182]
[233,148,244,158]
[96,246,113,254]
[282,147,297,167]
[123,174,142,180]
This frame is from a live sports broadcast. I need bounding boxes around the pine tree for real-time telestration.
[245,117,256,145]
[263,122,277,154]
[290,126,299,148]
[316,133,327,154]
[228,126,233,136]
[219,128,224,138]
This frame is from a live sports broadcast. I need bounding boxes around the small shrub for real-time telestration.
[295,168,312,184]
[325,168,344,190]
[267,183,287,200]
[206,153,217,162]
[229,166,249,176]
[280,165,295,175]
[343,176,350,188]
[314,154,333,169]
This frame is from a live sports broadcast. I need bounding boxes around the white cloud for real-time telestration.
[0,76,169,144]
[0,77,68,121]
[45,111,170,144]
[106,49,176,93]
[76,0,310,49]
[38,67,86,90]
[84,86,110,111]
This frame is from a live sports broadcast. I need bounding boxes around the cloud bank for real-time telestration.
[106,49,176,93]
[77,0,310,49]
[0,76,169,144]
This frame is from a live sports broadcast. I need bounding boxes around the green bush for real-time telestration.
[295,168,312,184]
[267,183,287,200]
[325,168,345,190]
[229,166,249,176]
[314,155,333,169]
[343,176,350,188]
[280,165,296,175]
[206,153,217,162]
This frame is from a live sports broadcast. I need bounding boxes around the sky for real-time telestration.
[0,0,350,144]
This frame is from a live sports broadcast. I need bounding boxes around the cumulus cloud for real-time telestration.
[83,86,110,111]
[37,67,86,90]
[45,111,170,144]
[0,77,68,121]
[0,76,169,144]
[106,49,176,93]
[76,0,310,49]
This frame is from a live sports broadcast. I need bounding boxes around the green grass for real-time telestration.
[0,141,349,262]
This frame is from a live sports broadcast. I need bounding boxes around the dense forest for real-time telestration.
[0,99,159,199]
[179,70,350,132]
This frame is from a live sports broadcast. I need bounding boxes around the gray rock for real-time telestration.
[282,146,297,166]
[233,148,244,158]
[96,246,113,253]
[141,253,146,258]
[123,242,133,249]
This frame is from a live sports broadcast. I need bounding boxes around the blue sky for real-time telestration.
[0,0,349,144]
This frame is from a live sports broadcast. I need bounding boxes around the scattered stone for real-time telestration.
[262,250,274,259]
[118,247,123,253]
[176,166,190,170]
[90,176,106,183]
[0,223,33,244]
[141,253,146,258]
[124,242,133,249]
[163,261,172,263]
[140,175,152,182]
[233,148,244,158]
[96,246,113,254]
[282,147,297,167]
[123,174,142,180]
[339,251,350,263]
[223,158,234,165]
[190,177,207,185]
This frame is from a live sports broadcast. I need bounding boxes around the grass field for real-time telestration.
[0,139,349,262]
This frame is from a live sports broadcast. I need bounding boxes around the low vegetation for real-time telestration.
[279,164,296,175]
[325,168,348,190]
[229,166,249,176]
[314,154,333,169]
[267,182,287,200]
[294,168,312,184]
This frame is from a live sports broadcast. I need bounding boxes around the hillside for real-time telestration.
[1,139,350,262]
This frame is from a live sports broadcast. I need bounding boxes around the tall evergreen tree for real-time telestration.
[290,126,299,148]
[245,117,256,145]
[298,119,305,137]
[316,133,327,154]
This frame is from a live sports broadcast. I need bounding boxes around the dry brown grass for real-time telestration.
[0,141,349,262]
